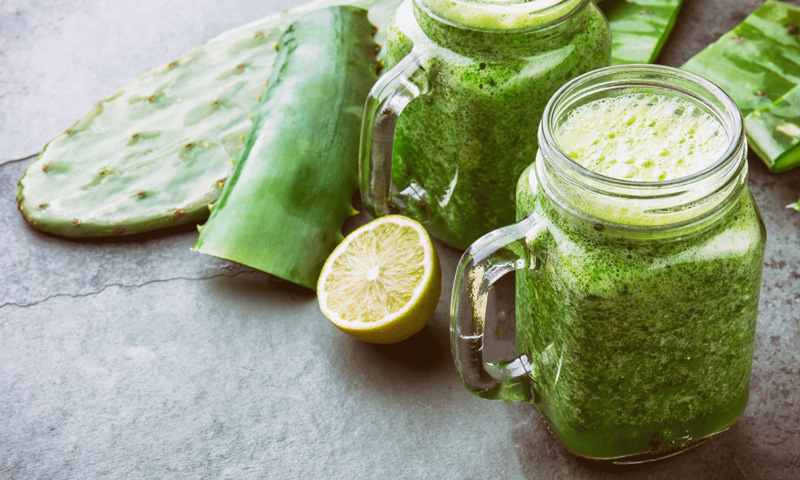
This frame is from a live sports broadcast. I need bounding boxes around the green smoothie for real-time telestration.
[514,92,766,459]
[386,0,611,250]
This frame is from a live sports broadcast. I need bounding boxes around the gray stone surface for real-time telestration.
[1,0,799,478]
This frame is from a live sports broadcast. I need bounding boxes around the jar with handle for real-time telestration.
[360,0,611,250]
[451,65,767,462]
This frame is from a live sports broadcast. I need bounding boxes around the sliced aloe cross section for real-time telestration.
[600,0,684,65]
[746,84,800,173]
[192,7,379,290]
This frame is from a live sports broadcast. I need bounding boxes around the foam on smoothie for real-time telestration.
[422,0,582,30]
[556,93,730,182]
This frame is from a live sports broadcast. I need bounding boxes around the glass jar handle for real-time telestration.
[359,51,431,218]
[451,215,543,401]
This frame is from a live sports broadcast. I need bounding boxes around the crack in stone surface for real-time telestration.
[0,153,37,167]
[0,270,257,312]
[732,457,748,479]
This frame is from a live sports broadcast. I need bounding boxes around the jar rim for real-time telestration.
[413,0,587,32]
[535,64,749,233]
[539,64,745,192]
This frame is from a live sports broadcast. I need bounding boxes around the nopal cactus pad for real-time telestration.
[16,0,402,237]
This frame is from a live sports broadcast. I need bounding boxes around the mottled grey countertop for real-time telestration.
[1,0,799,478]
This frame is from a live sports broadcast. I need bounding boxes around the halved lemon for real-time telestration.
[317,215,441,344]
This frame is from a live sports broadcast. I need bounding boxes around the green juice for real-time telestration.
[515,93,766,459]
[386,0,611,250]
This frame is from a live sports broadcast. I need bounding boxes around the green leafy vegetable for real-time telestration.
[682,0,800,118]
[600,0,684,65]
[192,6,379,290]
[746,84,800,172]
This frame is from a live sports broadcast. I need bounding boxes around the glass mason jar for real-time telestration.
[359,0,611,250]
[451,65,767,463]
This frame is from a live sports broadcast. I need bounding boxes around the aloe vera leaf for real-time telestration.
[192,7,379,290]
[681,0,800,173]
[681,0,800,118]
[598,0,684,65]
[746,84,800,172]
[16,0,399,238]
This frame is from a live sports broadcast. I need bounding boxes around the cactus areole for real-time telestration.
[192,7,380,290]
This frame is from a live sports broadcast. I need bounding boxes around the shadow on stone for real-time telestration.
[508,400,749,480]
[204,265,316,304]
[369,323,447,371]
[325,307,453,384]
[25,220,200,244]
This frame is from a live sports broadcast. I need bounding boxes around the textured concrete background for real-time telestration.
[1,0,799,479]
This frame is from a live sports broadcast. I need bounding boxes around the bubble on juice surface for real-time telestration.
[556,93,730,182]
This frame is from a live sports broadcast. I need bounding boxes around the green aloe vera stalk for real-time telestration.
[192,7,379,290]
[746,84,800,172]
[682,0,800,118]
[600,0,684,65]
[16,0,400,238]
